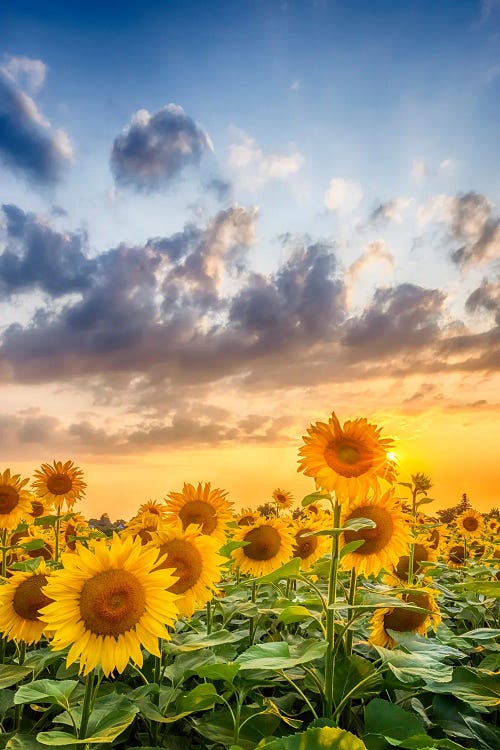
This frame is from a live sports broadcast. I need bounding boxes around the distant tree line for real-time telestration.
[88,513,127,536]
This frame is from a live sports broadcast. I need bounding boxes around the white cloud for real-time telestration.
[227,129,304,191]
[411,157,454,182]
[2,55,47,93]
[324,178,363,214]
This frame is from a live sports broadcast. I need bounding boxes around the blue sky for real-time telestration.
[0,0,499,513]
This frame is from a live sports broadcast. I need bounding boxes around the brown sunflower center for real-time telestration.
[243,525,281,560]
[428,528,440,550]
[137,529,154,545]
[324,438,374,478]
[343,505,394,555]
[238,515,254,527]
[65,523,77,551]
[275,494,287,505]
[179,500,217,534]
[79,569,146,636]
[30,501,46,518]
[13,575,52,621]
[395,543,429,579]
[156,539,203,594]
[448,544,466,564]
[27,541,53,561]
[462,516,479,532]
[293,529,318,559]
[383,592,431,634]
[46,473,73,496]
[0,484,20,514]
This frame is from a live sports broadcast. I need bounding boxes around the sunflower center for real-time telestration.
[30,501,46,518]
[395,543,429,579]
[238,515,254,527]
[462,516,479,532]
[79,569,146,636]
[65,523,77,551]
[428,528,440,549]
[0,484,20,514]
[293,529,318,559]
[13,575,52,621]
[275,494,287,505]
[179,500,217,534]
[324,439,374,478]
[243,525,281,560]
[46,474,73,495]
[383,593,430,634]
[343,505,394,554]
[156,539,203,594]
[449,544,466,564]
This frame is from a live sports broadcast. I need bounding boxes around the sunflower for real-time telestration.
[32,460,86,511]
[61,513,88,552]
[298,412,396,497]
[40,534,179,676]
[0,469,33,530]
[151,524,224,618]
[231,517,294,577]
[486,518,499,535]
[444,542,467,568]
[340,490,411,577]
[165,482,232,544]
[455,509,483,537]
[272,488,294,511]
[237,508,259,527]
[369,587,441,648]
[292,520,330,571]
[386,540,437,584]
[0,561,53,644]
[29,498,54,519]
[426,525,446,551]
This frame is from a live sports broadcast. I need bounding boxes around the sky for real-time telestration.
[0,0,499,519]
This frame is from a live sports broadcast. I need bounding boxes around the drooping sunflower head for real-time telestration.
[340,490,411,577]
[425,525,446,551]
[231,516,294,578]
[369,587,441,648]
[40,534,180,676]
[236,508,259,527]
[443,542,467,568]
[29,498,54,520]
[0,469,33,530]
[32,460,86,511]
[387,540,437,584]
[61,513,88,552]
[291,520,329,571]
[151,525,224,618]
[455,509,483,537]
[165,482,233,543]
[0,561,53,645]
[298,412,396,497]
[272,488,294,511]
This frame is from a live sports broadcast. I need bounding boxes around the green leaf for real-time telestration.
[254,558,301,584]
[257,725,368,749]
[278,605,315,625]
[5,736,59,750]
[0,664,33,689]
[371,645,453,685]
[302,492,330,508]
[339,540,365,560]
[177,683,224,714]
[236,639,326,671]
[425,666,500,712]
[14,680,81,708]
[195,662,241,683]
[458,627,500,641]
[333,655,383,708]
[165,628,245,653]
[220,539,249,556]
[454,581,500,597]
[343,517,377,531]
[364,698,426,744]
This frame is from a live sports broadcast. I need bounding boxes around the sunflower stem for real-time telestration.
[1,528,7,578]
[249,580,257,644]
[54,505,62,565]
[345,566,357,657]
[79,670,95,741]
[206,601,212,635]
[323,495,341,720]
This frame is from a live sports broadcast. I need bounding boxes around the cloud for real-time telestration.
[369,198,413,225]
[411,157,454,181]
[347,240,394,283]
[205,177,232,202]
[2,55,47,93]
[0,204,93,297]
[466,278,500,324]
[227,129,304,191]
[111,104,213,191]
[324,178,363,214]
[0,61,73,184]
[448,192,500,267]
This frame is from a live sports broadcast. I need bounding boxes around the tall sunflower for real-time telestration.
[151,524,224,618]
[0,469,32,530]
[272,488,294,511]
[298,412,396,497]
[0,561,53,645]
[231,517,294,577]
[369,587,441,648]
[340,490,411,577]
[292,520,330,571]
[455,509,483,538]
[166,482,232,544]
[32,460,86,511]
[40,534,179,676]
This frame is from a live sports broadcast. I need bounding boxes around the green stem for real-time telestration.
[1,529,7,578]
[323,496,341,719]
[54,505,62,565]
[345,567,357,657]
[279,670,318,719]
[249,580,257,644]
[332,668,384,722]
[79,670,95,740]
[206,601,212,635]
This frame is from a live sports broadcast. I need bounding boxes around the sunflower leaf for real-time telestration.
[14,679,82,709]
[302,492,331,508]
[253,557,301,584]
[0,665,34,690]
[343,517,377,531]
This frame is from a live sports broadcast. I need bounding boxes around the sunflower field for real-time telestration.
[0,412,499,750]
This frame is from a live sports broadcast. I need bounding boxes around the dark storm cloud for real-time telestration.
[341,283,446,359]
[0,204,93,297]
[111,104,212,190]
[449,192,500,267]
[0,68,72,184]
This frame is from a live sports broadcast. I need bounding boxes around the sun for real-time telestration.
[40,534,179,676]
